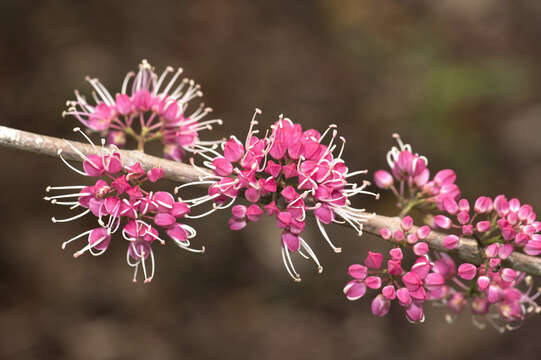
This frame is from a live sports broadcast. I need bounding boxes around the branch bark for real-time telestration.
[2,125,541,276]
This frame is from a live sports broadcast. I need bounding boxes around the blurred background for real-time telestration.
[1,0,541,359]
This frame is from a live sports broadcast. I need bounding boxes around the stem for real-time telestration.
[2,125,541,277]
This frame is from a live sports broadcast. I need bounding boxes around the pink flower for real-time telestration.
[46,137,203,283]
[374,170,394,189]
[179,113,376,280]
[365,251,383,269]
[434,215,452,229]
[371,295,391,317]
[457,263,477,280]
[443,235,459,250]
[64,60,222,160]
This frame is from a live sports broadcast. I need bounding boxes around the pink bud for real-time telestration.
[458,263,477,280]
[443,235,459,250]
[434,169,456,186]
[456,211,470,225]
[246,204,263,222]
[413,242,429,256]
[474,196,493,213]
[500,268,517,282]
[489,258,501,269]
[245,188,260,203]
[509,198,520,213]
[374,170,394,189]
[387,259,403,275]
[462,225,473,236]
[458,198,470,212]
[389,248,403,261]
[365,276,382,289]
[515,232,530,246]
[371,295,391,317]
[498,244,513,259]
[401,216,413,231]
[434,215,452,229]
[477,276,490,291]
[487,285,500,303]
[494,195,509,216]
[382,285,396,300]
[485,243,500,258]
[443,197,458,215]
[475,221,491,233]
[525,239,541,256]
[365,251,383,269]
[343,281,366,301]
[402,271,423,290]
[396,287,412,306]
[348,264,367,280]
[231,205,247,219]
[147,167,164,182]
[380,228,392,240]
[393,230,405,242]
[405,303,425,323]
[416,226,431,240]
[406,233,418,245]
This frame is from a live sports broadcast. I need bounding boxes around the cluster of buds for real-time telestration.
[44,130,203,283]
[374,134,459,214]
[177,110,377,281]
[346,134,541,331]
[344,249,447,323]
[433,195,541,257]
[64,60,222,159]
[379,216,432,256]
[434,253,541,332]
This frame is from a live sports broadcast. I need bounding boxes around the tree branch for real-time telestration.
[2,125,541,276]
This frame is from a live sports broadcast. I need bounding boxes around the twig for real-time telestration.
[2,125,541,276]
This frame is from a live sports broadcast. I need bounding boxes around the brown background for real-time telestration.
[1,1,541,359]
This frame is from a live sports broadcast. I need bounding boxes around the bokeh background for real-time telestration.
[1,1,541,359]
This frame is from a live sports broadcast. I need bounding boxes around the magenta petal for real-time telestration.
[281,232,300,252]
[343,280,367,301]
[154,213,176,227]
[348,264,367,280]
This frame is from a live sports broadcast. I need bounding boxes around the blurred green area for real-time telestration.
[1,0,541,359]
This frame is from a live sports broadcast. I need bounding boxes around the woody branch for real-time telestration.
[1,124,540,276]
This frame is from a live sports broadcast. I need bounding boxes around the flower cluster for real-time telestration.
[44,130,203,283]
[435,254,540,332]
[374,134,460,214]
[178,110,377,281]
[379,216,431,256]
[344,249,446,323]
[434,195,541,257]
[347,134,541,331]
[64,60,222,159]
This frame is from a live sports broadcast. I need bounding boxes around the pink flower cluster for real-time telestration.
[45,131,203,283]
[179,110,376,281]
[374,134,460,211]
[64,60,222,160]
[434,254,540,332]
[434,195,541,256]
[357,133,541,330]
[379,216,431,256]
[344,249,447,323]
